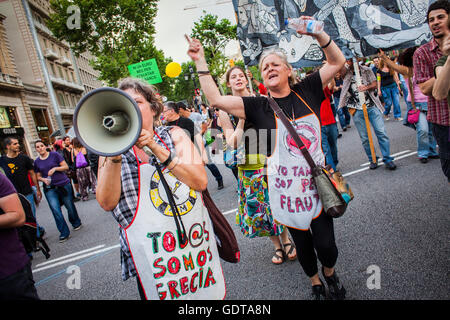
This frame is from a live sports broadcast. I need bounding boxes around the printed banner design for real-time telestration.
[232,0,436,67]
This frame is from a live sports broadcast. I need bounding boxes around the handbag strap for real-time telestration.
[407,77,417,111]
[267,97,318,170]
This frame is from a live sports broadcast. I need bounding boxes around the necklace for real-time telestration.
[279,94,295,122]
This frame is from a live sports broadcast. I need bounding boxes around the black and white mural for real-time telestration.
[232,0,436,67]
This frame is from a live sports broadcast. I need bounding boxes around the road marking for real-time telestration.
[34,244,105,268]
[32,244,120,273]
[360,150,411,167]
[344,151,417,177]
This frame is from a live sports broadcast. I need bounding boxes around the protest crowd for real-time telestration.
[1,0,449,301]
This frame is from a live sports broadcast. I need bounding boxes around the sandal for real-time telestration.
[272,249,285,265]
[283,242,297,261]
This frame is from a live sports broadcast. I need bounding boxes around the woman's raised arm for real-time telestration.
[187,36,246,119]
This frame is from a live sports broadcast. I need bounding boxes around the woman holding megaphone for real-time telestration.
[96,78,226,300]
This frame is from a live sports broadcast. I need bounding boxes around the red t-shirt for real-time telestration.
[258,82,268,95]
[320,87,336,126]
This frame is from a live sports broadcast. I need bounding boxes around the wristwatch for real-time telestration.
[162,152,173,167]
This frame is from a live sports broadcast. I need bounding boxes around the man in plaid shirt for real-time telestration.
[414,0,450,182]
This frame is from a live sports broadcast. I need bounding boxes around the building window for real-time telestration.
[57,92,65,106]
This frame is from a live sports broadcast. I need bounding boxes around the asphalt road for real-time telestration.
[30,101,449,301]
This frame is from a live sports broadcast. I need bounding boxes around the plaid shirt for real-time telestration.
[111,126,175,281]
[413,38,450,126]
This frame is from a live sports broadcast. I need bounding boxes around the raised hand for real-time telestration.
[186,35,205,62]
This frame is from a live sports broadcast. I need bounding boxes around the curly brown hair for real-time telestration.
[118,77,164,121]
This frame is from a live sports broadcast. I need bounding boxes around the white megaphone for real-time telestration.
[73,87,143,157]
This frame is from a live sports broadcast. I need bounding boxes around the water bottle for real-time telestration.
[285,18,324,34]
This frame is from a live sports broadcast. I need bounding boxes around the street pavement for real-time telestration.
[30,101,449,300]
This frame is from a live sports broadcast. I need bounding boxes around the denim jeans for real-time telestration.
[382,83,402,119]
[353,107,393,163]
[431,123,450,182]
[337,104,351,130]
[321,123,339,170]
[43,182,81,239]
[406,102,438,159]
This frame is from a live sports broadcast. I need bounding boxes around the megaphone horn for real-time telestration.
[73,87,142,157]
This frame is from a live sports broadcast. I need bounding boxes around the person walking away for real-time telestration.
[62,136,80,199]
[71,138,97,201]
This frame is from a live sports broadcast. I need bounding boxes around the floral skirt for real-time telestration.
[237,168,284,238]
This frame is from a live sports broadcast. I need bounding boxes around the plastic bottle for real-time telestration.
[285,18,324,34]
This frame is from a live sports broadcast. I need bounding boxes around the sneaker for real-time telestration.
[59,235,70,243]
[311,281,328,300]
[342,127,347,131]
[383,115,390,120]
[322,268,346,300]
[217,180,224,190]
[394,117,403,121]
[347,125,351,128]
[73,224,83,231]
[419,158,428,164]
[385,161,397,170]
[369,162,378,170]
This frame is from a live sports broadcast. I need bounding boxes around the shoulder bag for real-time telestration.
[267,97,354,218]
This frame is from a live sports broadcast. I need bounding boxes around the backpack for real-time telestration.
[75,151,88,168]
[17,194,50,259]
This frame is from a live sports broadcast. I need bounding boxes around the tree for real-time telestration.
[190,11,237,85]
[47,0,174,93]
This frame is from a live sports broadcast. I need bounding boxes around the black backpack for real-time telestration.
[17,194,50,259]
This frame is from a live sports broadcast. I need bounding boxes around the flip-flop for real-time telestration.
[272,249,285,265]
[283,242,297,261]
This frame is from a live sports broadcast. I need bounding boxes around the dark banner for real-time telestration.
[232,0,436,67]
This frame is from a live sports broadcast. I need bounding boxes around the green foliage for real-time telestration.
[190,11,237,81]
[47,0,174,91]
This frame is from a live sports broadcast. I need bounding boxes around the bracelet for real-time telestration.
[162,152,173,167]
[167,157,179,171]
[321,37,332,49]
[197,70,210,76]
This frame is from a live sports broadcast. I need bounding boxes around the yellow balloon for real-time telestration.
[165,62,182,78]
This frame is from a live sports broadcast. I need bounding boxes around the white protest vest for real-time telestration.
[124,153,226,300]
[267,103,324,230]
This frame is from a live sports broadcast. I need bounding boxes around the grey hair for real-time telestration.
[118,77,164,121]
[258,47,298,87]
